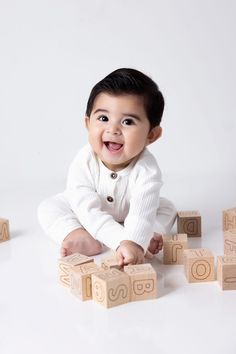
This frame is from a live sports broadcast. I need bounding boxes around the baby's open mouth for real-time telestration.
[104,141,123,152]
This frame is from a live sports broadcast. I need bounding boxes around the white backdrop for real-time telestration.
[0,0,236,228]
[1,3,236,354]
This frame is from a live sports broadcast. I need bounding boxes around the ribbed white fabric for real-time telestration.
[38,144,177,251]
[65,144,163,251]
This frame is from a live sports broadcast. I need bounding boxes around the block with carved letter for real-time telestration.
[223,207,236,231]
[163,234,188,264]
[70,262,101,301]
[58,253,93,287]
[217,256,236,290]
[177,211,201,237]
[124,264,157,301]
[224,229,236,256]
[101,256,122,271]
[183,248,215,282]
[0,218,10,243]
[92,269,130,308]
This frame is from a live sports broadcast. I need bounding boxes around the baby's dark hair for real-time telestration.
[86,68,164,129]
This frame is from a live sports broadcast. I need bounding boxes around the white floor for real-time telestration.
[1,183,236,354]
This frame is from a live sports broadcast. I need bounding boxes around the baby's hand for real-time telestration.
[145,233,163,259]
[116,240,144,266]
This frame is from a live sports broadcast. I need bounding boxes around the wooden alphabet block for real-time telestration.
[217,256,236,290]
[163,234,188,264]
[224,229,236,256]
[70,262,101,301]
[177,211,201,237]
[183,248,215,282]
[101,257,122,271]
[58,253,93,287]
[223,207,236,231]
[92,269,130,308]
[0,218,10,243]
[124,264,157,301]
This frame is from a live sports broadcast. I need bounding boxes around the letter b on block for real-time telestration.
[124,264,157,301]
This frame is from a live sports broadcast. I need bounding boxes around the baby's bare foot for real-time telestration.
[60,228,102,257]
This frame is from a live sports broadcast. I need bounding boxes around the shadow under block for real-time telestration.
[58,253,94,287]
[124,264,157,301]
[101,257,122,271]
[224,229,236,256]
[183,248,215,282]
[217,256,236,290]
[70,262,101,301]
[92,269,130,308]
[223,207,236,231]
[163,234,188,264]
[0,218,10,243]
[177,211,201,237]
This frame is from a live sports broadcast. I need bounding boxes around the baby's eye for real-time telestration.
[122,118,135,126]
[98,115,109,122]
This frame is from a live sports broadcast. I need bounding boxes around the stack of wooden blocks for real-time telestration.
[2,207,236,307]
[57,207,236,308]
[58,253,157,308]
[166,210,215,283]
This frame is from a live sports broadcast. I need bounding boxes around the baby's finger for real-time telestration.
[116,249,125,266]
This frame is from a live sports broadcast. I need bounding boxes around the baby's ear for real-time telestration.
[84,116,90,130]
[146,126,162,145]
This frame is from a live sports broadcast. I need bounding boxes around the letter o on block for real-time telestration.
[184,248,215,283]
[191,260,211,280]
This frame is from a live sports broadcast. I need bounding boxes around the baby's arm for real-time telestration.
[121,153,163,252]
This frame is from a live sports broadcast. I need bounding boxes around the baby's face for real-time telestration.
[85,93,159,171]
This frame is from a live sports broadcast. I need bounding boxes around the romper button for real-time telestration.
[107,196,114,202]
[110,172,118,179]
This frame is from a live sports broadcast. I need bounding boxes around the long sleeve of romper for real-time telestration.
[123,151,163,251]
[65,146,125,250]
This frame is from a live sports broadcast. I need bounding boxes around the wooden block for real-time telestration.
[217,256,236,290]
[177,211,201,237]
[183,248,215,282]
[224,228,236,255]
[163,234,188,264]
[218,256,236,290]
[70,262,101,301]
[223,207,236,231]
[124,264,157,301]
[0,218,10,243]
[101,257,122,271]
[58,253,93,287]
[92,269,130,308]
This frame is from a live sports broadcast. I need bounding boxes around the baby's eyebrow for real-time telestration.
[93,109,109,114]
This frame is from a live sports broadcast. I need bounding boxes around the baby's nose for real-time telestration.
[106,123,121,135]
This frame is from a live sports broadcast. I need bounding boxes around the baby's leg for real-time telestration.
[156,197,177,234]
[147,198,177,256]
[37,193,102,256]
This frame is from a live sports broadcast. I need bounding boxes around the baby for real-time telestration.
[38,68,176,266]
